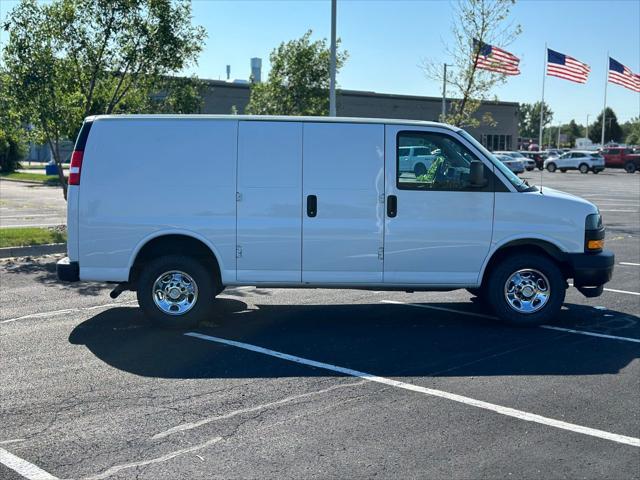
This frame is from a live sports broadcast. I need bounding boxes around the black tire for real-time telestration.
[538,166,544,171]
[486,253,566,327]
[593,170,600,174]
[414,163,427,176]
[625,162,637,174]
[546,163,556,172]
[137,254,217,329]
[579,163,589,174]
[560,169,567,173]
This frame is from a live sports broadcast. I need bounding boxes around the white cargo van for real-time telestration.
[57,115,614,328]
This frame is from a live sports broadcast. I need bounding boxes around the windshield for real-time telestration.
[458,130,530,192]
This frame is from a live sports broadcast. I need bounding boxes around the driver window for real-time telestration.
[397,131,486,191]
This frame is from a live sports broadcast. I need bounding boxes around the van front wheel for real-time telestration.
[486,254,565,326]
[137,255,216,329]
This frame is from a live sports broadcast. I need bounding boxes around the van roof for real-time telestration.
[87,114,461,131]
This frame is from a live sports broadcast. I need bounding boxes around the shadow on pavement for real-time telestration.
[69,297,639,380]
[2,258,109,296]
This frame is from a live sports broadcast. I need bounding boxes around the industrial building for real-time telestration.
[199,77,519,151]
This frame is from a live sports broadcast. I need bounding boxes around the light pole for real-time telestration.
[585,114,589,140]
[329,0,337,117]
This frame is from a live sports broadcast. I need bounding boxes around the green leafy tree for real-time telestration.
[622,117,640,145]
[246,30,348,116]
[588,108,623,144]
[424,0,521,128]
[2,0,206,198]
[518,101,553,139]
[0,72,27,172]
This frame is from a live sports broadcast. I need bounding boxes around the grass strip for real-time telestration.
[0,227,67,248]
[0,172,64,185]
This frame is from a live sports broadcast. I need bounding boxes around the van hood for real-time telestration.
[537,186,598,212]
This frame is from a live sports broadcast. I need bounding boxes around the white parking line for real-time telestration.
[380,300,640,344]
[603,287,640,296]
[185,332,640,448]
[0,447,58,480]
[0,301,138,324]
[539,325,640,343]
[620,262,640,266]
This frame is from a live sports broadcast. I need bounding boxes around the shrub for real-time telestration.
[0,129,26,173]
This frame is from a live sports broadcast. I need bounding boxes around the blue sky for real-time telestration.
[2,0,639,124]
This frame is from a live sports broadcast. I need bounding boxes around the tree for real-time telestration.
[246,30,348,116]
[622,118,640,145]
[424,0,521,128]
[518,101,553,139]
[588,108,623,144]
[0,72,27,172]
[2,0,206,198]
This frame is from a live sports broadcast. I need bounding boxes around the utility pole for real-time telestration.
[557,123,561,148]
[586,114,589,139]
[441,64,450,121]
[329,0,337,117]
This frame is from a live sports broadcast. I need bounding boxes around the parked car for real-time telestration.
[398,145,436,176]
[494,154,525,174]
[57,115,614,328]
[494,151,535,171]
[544,149,563,159]
[544,151,606,174]
[599,146,640,173]
[519,151,547,170]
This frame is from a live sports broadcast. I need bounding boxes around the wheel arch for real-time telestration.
[128,231,223,289]
[479,238,569,286]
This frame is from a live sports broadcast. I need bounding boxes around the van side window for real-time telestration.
[396,131,486,191]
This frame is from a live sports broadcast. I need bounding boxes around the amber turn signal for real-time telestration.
[587,239,604,250]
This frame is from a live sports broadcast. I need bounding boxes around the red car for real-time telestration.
[599,147,640,173]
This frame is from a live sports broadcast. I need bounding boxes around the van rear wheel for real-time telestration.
[486,253,565,326]
[137,255,216,329]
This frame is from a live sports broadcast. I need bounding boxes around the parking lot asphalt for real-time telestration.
[0,180,67,228]
[1,170,639,479]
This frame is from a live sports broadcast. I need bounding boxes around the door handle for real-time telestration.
[307,195,317,217]
[387,195,397,218]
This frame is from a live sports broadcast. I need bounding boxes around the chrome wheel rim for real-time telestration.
[152,270,198,315]
[504,268,550,314]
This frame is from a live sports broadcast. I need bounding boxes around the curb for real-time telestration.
[0,243,67,259]
[0,178,60,186]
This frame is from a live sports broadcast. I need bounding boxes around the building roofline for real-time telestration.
[198,78,519,107]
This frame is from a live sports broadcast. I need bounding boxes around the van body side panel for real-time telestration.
[66,186,80,261]
[383,125,494,285]
[236,121,303,282]
[78,118,238,282]
[302,123,385,283]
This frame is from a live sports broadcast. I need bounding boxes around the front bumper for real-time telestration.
[57,257,80,282]
[566,250,615,297]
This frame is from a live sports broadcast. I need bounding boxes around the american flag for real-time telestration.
[608,57,640,93]
[546,49,590,83]
[474,40,520,75]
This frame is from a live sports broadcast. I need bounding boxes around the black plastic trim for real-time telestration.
[567,250,614,288]
[57,257,80,282]
[73,118,94,151]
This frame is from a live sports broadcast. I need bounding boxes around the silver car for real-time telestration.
[494,154,525,174]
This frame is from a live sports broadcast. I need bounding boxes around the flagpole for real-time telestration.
[538,43,547,149]
[600,51,608,146]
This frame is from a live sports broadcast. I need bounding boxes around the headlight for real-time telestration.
[585,213,604,252]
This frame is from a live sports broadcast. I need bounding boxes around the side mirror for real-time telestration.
[470,161,487,188]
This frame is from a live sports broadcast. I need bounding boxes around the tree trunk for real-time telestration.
[48,138,68,201]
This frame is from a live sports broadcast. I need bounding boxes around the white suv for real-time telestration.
[398,146,436,176]
[544,151,605,174]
